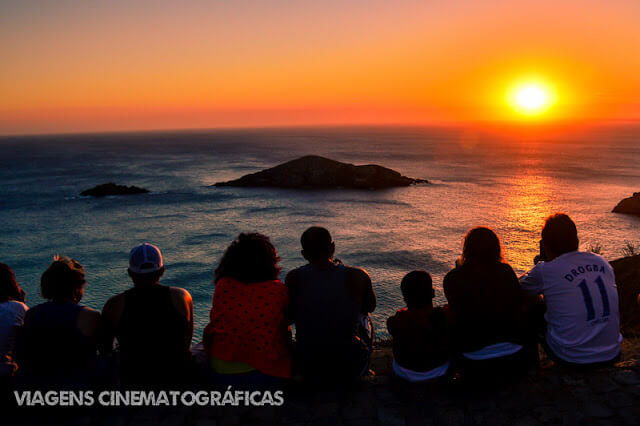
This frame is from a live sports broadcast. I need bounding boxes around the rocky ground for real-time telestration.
[9,349,640,426]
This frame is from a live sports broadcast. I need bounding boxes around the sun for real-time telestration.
[508,81,554,116]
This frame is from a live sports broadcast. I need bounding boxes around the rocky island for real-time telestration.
[215,155,428,189]
[80,183,150,197]
[613,192,640,216]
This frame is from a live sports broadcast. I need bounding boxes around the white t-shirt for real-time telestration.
[520,251,622,364]
[0,300,28,376]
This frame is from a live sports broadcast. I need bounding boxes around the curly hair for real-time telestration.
[460,227,504,265]
[214,233,281,284]
[0,263,23,303]
[41,256,86,301]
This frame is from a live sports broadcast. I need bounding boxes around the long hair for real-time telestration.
[460,227,503,265]
[0,263,22,303]
[214,233,281,284]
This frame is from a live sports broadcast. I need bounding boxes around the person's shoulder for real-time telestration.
[389,307,408,319]
[78,306,101,328]
[345,265,370,280]
[79,305,101,318]
[387,308,408,329]
[497,262,518,277]
[77,306,101,337]
[169,286,192,302]
[285,267,301,282]
[4,300,28,313]
[102,292,126,313]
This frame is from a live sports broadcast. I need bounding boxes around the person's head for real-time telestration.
[214,233,281,284]
[460,227,503,265]
[401,270,435,309]
[0,263,25,303]
[41,256,86,303]
[128,243,165,285]
[541,213,579,260]
[300,226,335,264]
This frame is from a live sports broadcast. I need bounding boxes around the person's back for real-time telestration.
[521,250,622,363]
[387,271,453,382]
[16,257,100,389]
[287,227,376,382]
[20,301,98,384]
[116,285,191,386]
[444,261,525,352]
[520,214,622,366]
[291,262,360,353]
[101,243,193,388]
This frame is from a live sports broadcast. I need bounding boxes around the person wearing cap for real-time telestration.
[286,226,376,385]
[16,256,101,389]
[101,243,194,388]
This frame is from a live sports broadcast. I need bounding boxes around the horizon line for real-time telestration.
[2,118,640,139]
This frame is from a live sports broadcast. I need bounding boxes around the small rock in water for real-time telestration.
[80,183,150,197]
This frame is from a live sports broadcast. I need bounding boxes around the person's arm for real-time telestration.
[170,287,194,349]
[77,307,102,346]
[519,263,545,296]
[99,295,123,355]
[442,271,454,305]
[349,268,376,314]
[284,269,298,324]
[386,313,398,337]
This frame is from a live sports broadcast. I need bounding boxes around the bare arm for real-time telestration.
[284,270,299,324]
[170,287,194,349]
[348,267,376,314]
[99,295,123,355]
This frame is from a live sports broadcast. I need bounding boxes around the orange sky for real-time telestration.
[1,0,639,135]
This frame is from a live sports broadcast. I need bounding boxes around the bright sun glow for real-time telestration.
[508,81,554,117]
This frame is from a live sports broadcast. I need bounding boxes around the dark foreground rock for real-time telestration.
[613,192,640,215]
[215,155,428,189]
[80,183,150,197]
[8,357,640,426]
[612,254,640,335]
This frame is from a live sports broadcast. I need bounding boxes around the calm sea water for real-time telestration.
[1,126,639,338]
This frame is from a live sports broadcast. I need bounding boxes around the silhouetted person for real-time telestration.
[101,243,194,388]
[286,226,376,385]
[0,263,28,402]
[17,256,101,389]
[387,271,454,382]
[520,213,622,368]
[443,227,530,382]
[202,233,291,387]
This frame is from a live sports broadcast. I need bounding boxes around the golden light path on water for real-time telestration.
[501,171,555,269]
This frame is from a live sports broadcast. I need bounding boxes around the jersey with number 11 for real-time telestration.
[520,251,623,364]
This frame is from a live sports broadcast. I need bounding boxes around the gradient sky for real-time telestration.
[1,0,639,134]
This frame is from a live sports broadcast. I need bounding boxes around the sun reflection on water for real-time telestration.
[500,171,555,273]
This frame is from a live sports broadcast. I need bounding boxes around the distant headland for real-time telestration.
[612,192,640,216]
[215,155,429,189]
[80,183,150,197]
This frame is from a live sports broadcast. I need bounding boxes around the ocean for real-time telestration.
[1,126,639,338]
